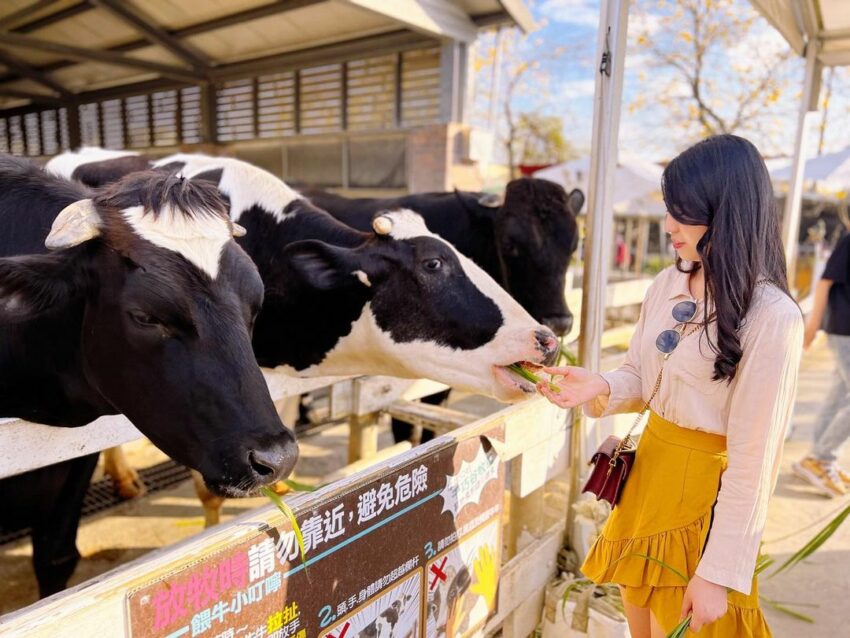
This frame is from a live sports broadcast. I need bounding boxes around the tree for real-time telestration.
[514,111,575,165]
[627,0,797,154]
[471,23,585,177]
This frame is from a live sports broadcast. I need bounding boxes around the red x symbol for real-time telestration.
[429,556,448,590]
[328,621,350,638]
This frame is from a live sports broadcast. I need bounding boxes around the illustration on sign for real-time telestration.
[426,519,500,638]
[320,570,421,638]
[126,431,504,638]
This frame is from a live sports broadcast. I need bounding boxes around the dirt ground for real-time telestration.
[2,343,849,636]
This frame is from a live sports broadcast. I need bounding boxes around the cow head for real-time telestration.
[273,210,560,402]
[493,178,583,336]
[0,170,297,497]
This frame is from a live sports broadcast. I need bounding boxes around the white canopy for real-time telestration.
[533,152,665,217]
[771,146,850,191]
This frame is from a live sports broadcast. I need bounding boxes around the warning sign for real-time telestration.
[126,431,504,638]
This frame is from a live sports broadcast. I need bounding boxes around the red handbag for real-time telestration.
[582,434,636,506]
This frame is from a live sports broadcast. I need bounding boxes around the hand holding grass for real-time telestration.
[680,574,727,632]
[535,365,610,409]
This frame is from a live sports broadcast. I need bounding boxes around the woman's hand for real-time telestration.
[680,574,728,632]
[535,366,610,409]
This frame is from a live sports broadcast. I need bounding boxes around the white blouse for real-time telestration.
[585,264,804,595]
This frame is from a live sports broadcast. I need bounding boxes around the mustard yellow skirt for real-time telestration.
[581,412,771,637]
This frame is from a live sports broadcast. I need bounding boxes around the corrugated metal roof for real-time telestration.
[0,0,530,110]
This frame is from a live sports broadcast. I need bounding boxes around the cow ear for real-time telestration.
[477,192,503,208]
[45,199,103,250]
[284,240,370,291]
[567,189,585,214]
[0,253,79,321]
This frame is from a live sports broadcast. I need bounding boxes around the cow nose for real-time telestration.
[542,314,573,337]
[247,441,299,485]
[535,329,560,366]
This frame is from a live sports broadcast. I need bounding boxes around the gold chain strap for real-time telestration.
[608,322,702,471]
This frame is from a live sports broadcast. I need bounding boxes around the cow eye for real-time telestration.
[423,258,442,271]
[129,310,160,327]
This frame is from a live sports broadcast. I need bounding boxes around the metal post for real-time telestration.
[783,39,822,288]
[439,40,462,123]
[66,102,81,149]
[567,0,631,536]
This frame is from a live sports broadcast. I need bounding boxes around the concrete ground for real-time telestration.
[759,335,850,636]
[2,343,848,635]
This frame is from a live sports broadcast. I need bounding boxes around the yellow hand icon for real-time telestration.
[469,544,498,611]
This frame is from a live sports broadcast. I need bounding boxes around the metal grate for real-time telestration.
[0,460,191,547]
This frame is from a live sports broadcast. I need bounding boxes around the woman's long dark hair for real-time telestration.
[661,134,792,382]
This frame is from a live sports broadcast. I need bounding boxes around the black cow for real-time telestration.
[0,156,298,596]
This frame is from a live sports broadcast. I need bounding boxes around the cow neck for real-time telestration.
[236,199,374,371]
[449,191,509,292]
[0,280,114,427]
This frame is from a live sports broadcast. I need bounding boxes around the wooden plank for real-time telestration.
[0,370,351,478]
[323,441,412,482]
[386,399,477,435]
[0,417,510,635]
[342,0,477,42]
[485,523,565,632]
[353,376,449,415]
[511,419,570,497]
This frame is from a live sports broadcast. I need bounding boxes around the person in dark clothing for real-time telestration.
[793,232,850,497]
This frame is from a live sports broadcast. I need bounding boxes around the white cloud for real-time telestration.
[539,0,599,28]
[628,12,662,37]
[557,77,596,98]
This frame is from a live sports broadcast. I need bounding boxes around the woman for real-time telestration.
[538,135,803,637]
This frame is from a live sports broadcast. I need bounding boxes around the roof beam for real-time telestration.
[0,47,72,97]
[0,0,326,85]
[0,31,202,82]
[0,86,61,105]
[211,29,433,81]
[0,0,64,31]
[13,1,93,33]
[88,0,211,73]
[340,0,477,42]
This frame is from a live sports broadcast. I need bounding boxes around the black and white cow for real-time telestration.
[47,150,561,397]
[0,156,298,596]
[297,180,583,444]
[299,180,584,336]
[40,150,559,532]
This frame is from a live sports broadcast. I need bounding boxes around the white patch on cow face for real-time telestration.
[154,154,300,223]
[121,205,231,279]
[45,147,139,180]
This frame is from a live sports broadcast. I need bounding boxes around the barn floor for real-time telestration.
[3,343,850,638]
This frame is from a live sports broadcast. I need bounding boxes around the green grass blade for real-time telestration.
[559,340,579,366]
[754,553,775,576]
[507,363,560,391]
[771,503,850,577]
[560,578,592,621]
[618,552,689,583]
[282,478,318,492]
[260,486,307,567]
[759,596,815,623]
[666,615,691,638]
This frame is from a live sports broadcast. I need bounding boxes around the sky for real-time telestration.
[478,0,850,164]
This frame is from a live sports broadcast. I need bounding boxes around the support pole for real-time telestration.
[783,39,822,289]
[567,0,630,537]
